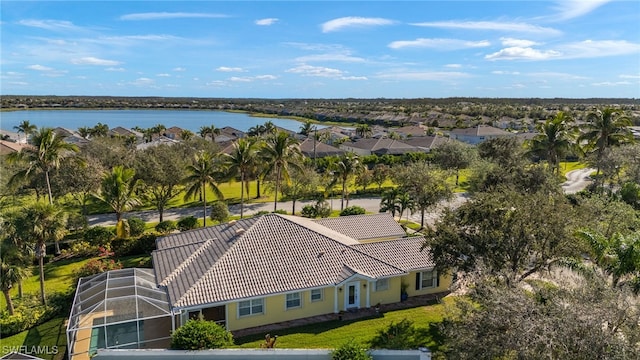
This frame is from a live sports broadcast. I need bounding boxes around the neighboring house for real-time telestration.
[220,126,246,139]
[449,125,514,145]
[54,127,89,146]
[108,126,143,141]
[394,125,427,138]
[401,135,455,152]
[315,126,351,145]
[136,136,180,151]
[0,139,31,155]
[66,213,450,359]
[340,138,418,156]
[163,126,184,140]
[299,138,345,158]
[0,129,26,143]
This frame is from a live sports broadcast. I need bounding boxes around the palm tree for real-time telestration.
[152,123,166,138]
[0,239,31,315]
[224,138,258,218]
[580,108,633,182]
[526,112,577,175]
[396,190,416,222]
[355,123,372,138]
[180,129,194,141]
[77,126,91,139]
[7,127,79,210]
[260,131,302,212]
[207,125,222,142]
[13,120,37,142]
[299,121,314,136]
[17,203,67,306]
[90,122,109,137]
[93,166,142,238]
[329,152,363,210]
[380,188,401,217]
[198,126,211,140]
[183,151,225,227]
[263,121,276,135]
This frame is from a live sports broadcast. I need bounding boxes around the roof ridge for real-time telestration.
[276,214,359,246]
[159,238,215,287]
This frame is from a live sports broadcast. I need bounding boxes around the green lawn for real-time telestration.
[0,316,67,360]
[234,298,451,350]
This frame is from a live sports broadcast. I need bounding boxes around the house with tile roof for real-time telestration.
[299,138,345,158]
[449,125,515,145]
[339,138,419,156]
[67,213,449,359]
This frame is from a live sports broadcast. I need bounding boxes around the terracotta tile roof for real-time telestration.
[313,213,405,241]
[154,214,429,308]
[352,236,435,272]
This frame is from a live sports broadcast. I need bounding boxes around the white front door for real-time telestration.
[345,283,359,309]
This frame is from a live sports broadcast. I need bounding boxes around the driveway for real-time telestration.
[87,168,593,227]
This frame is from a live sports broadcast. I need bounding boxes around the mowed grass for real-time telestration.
[0,316,67,360]
[234,297,452,350]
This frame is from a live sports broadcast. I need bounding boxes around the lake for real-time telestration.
[0,109,318,133]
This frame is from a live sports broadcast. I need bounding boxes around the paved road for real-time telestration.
[87,168,593,227]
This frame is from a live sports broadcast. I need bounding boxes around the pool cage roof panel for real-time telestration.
[67,268,171,332]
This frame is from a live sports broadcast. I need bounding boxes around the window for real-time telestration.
[286,292,301,309]
[420,270,437,289]
[310,289,323,302]
[238,298,263,317]
[375,278,389,291]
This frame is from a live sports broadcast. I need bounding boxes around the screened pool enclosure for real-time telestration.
[66,268,173,360]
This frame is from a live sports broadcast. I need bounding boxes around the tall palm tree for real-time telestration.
[183,151,225,227]
[93,166,142,238]
[207,125,221,142]
[224,138,258,218]
[299,121,314,136]
[180,129,194,141]
[0,239,31,315]
[526,112,577,175]
[13,120,37,142]
[16,203,67,306]
[355,123,372,138]
[263,121,276,135]
[380,188,401,217]
[580,108,633,181]
[329,152,363,210]
[396,190,416,222]
[260,131,302,212]
[7,127,79,208]
[198,126,211,140]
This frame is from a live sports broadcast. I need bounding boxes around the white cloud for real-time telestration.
[18,19,81,31]
[255,75,277,80]
[130,78,155,86]
[619,74,640,79]
[592,81,632,86]
[216,66,245,72]
[561,40,640,59]
[173,67,186,72]
[388,38,490,50]
[492,70,521,75]
[341,76,368,80]
[120,12,228,21]
[71,57,122,66]
[485,47,561,60]
[27,64,53,71]
[286,64,344,77]
[229,76,252,82]
[295,54,366,63]
[411,21,562,36]
[106,67,126,72]
[527,72,588,80]
[500,38,540,47]
[256,18,278,26]
[375,71,471,81]
[156,73,170,77]
[445,64,462,68]
[550,0,612,21]
[321,17,394,33]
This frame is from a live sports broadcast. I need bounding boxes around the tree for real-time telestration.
[206,125,221,142]
[260,131,303,212]
[180,129,194,141]
[580,107,633,184]
[431,141,476,185]
[329,152,363,210]
[134,145,186,222]
[13,120,37,141]
[371,164,390,191]
[0,237,31,315]
[280,164,321,215]
[182,151,225,227]
[171,318,234,350]
[299,120,314,136]
[89,122,109,137]
[94,166,142,238]
[224,138,258,218]
[477,136,523,167]
[393,162,453,228]
[526,112,578,175]
[16,203,67,305]
[395,190,415,222]
[355,123,372,138]
[424,189,578,286]
[50,155,105,216]
[7,127,79,206]
[379,188,401,217]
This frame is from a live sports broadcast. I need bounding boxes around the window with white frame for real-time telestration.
[286,292,301,309]
[310,289,323,302]
[375,278,389,291]
[419,270,437,289]
[238,298,263,317]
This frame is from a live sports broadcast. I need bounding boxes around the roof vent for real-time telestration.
[235,228,246,236]
[317,251,325,258]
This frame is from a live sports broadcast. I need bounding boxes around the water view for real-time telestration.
[0,109,317,133]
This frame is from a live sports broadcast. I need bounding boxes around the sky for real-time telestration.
[1,0,639,99]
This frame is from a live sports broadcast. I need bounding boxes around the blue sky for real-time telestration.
[1,1,639,98]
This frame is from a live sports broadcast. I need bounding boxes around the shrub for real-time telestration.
[127,217,147,237]
[155,220,177,234]
[210,201,229,223]
[111,234,157,257]
[76,258,122,280]
[253,211,270,217]
[301,200,332,218]
[83,226,115,246]
[369,319,421,350]
[0,291,72,337]
[301,205,317,218]
[331,339,372,360]
[340,205,366,216]
[177,216,199,231]
[171,318,234,350]
[67,212,88,232]
[60,240,100,258]
[273,209,288,214]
